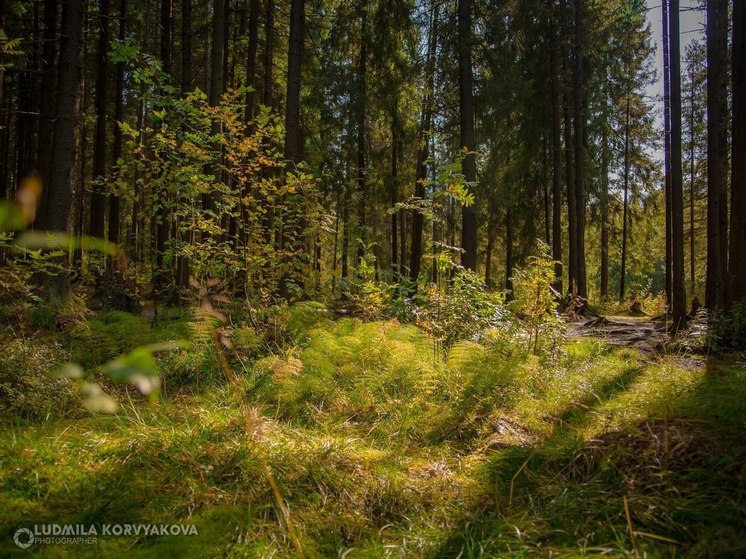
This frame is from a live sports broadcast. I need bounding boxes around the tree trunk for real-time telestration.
[108,0,126,250]
[663,0,673,308]
[689,59,696,291]
[355,5,367,268]
[573,0,587,297]
[202,0,225,218]
[619,96,631,302]
[262,0,274,108]
[729,0,746,306]
[245,0,259,121]
[90,0,111,239]
[410,0,437,281]
[560,0,576,293]
[278,0,304,299]
[36,0,85,300]
[669,0,687,330]
[705,0,728,311]
[390,106,399,278]
[181,0,192,93]
[284,0,303,166]
[549,0,563,291]
[36,0,58,223]
[600,77,610,299]
[458,0,477,271]
[156,0,173,293]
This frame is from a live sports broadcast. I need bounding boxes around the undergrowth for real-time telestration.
[0,308,744,557]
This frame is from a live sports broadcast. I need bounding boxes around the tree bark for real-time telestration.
[36,0,85,300]
[355,5,367,267]
[669,0,687,330]
[410,0,437,281]
[108,0,126,249]
[560,0,576,293]
[573,0,587,297]
[705,0,728,311]
[156,0,173,292]
[284,0,303,166]
[181,0,192,94]
[549,0,563,291]
[262,0,274,108]
[601,77,610,299]
[729,0,746,305]
[36,0,59,223]
[620,96,631,302]
[458,0,477,271]
[90,0,111,239]
[663,0,673,308]
[244,0,259,121]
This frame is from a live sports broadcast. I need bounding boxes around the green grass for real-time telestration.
[0,313,744,557]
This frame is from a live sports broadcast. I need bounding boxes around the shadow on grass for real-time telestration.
[434,357,746,559]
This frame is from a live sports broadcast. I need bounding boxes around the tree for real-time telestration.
[669,0,687,330]
[36,0,85,299]
[560,0,576,294]
[36,0,58,220]
[458,0,477,271]
[705,0,728,311]
[284,0,304,166]
[549,0,563,291]
[155,0,173,292]
[244,0,259,121]
[573,0,587,297]
[663,0,673,308]
[619,95,631,302]
[410,0,438,282]
[182,0,192,94]
[90,0,111,240]
[108,0,126,249]
[730,0,746,305]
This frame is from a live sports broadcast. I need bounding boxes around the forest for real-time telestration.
[0,0,744,556]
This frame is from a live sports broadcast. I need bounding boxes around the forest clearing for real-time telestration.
[0,0,745,556]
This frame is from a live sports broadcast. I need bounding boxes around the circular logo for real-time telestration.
[14,528,34,549]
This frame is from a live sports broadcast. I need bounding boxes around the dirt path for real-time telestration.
[568,316,669,356]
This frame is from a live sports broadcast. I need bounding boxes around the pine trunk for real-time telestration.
[458,0,477,271]
[705,0,728,311]
[669,0,688,330]
[729,0,746,305]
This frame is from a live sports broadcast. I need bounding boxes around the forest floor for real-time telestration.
[0,309,745,558]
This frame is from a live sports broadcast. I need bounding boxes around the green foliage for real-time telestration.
[510,241,565,354]
[414,270,506,346]
[3,325,742,557]
[109,50,319,297]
